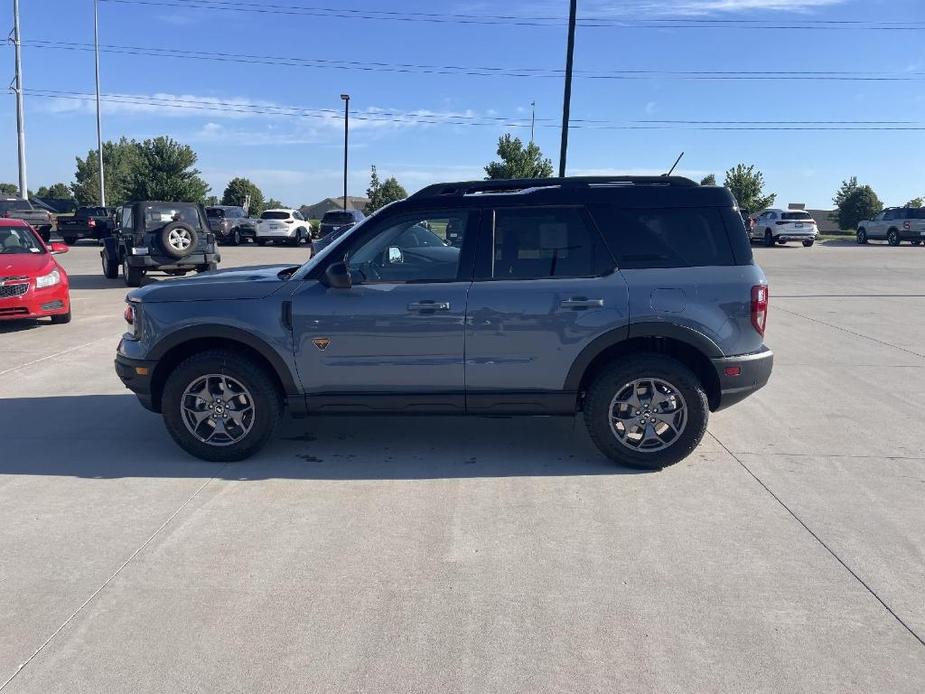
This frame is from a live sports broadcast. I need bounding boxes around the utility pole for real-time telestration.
[558,0,577,178]
[530,101,536,143]
[11,0,27,197]
[340,94,349,210]
[93,0,105,206]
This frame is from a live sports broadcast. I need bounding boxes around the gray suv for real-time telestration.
[115,176,773,469]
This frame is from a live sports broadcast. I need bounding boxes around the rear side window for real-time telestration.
[591,206,740,269]
[492,207,612,279]
[0,199,31,212]
[781,211,812,221]
[908,208,925,220]
[206,208,224,218]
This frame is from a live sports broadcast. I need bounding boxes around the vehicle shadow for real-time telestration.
[0,318,47,333]
[0,394,646,480]
[67,274,125,290]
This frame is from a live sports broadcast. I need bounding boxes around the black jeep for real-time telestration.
[101,201,221,287]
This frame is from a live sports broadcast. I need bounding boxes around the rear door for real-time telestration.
[464,205,628,413]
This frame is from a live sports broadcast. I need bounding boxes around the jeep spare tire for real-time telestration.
[160,222,198,259]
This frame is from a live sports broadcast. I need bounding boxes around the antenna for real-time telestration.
[665,151,684,177]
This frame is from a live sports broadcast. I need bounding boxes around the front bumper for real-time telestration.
[0,282,70,321]
[711,347,773,411]
[115,350,159,412]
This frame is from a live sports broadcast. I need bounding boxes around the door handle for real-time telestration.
[407,300,451,313]
[559,297,604,310]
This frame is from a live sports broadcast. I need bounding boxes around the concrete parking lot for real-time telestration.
[1,241,923,693]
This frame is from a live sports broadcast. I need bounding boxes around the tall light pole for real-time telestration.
[530,101,536,143]
[558,0,577,178]
[11,0,27,198]
[340,94,349,210]
[93,0,105,206]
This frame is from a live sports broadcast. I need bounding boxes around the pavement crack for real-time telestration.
[0,466,228,691]
[709,432,925,650]
[774,306,925,360]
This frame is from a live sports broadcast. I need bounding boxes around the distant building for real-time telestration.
[300,196,369,220]
[807,209,841,233]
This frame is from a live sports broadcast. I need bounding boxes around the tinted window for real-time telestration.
[492,207,611,280]
[883,209,897,221]
[323,211,357,224]
[592,207,736,269]
[206,208,224,218]
[0,200,32,212]
[143,204,203,230]
[782,212,812,221]
[907,208,925,219]
[261,211,290,220]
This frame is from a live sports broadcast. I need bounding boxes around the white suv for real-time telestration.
[751,209,818,247]
[255,209,311,247]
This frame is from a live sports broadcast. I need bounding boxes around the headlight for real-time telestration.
[35,269,61,288]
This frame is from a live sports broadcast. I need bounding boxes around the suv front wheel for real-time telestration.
[584,355,709,470]
[162,350,282,462]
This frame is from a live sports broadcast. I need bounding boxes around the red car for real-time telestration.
[0,219,71,324]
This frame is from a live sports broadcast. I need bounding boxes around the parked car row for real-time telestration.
[856,207,925,246]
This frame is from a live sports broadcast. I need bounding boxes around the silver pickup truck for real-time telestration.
[0,198,55,242]
[856,207,925,246]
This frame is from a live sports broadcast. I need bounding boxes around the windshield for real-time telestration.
[0,225,44,254]
[143,204,203,230]
[0,200,32,213]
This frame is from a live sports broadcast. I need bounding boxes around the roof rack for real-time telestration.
[410,175,698,200]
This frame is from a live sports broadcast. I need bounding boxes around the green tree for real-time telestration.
[125,136,210,202]
[364,165,408,214]
[833,179,882,231]
[72,137,141,206]
[0,182,20,196]
[700,174,716,186]
[222,177,264,215]
[484,133,554,180]
[904,197,923,208]
[264,198,285,210]
[35,183,73,199]
[723,164,776,212]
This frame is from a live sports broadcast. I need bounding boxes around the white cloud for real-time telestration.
[645,101,659,115]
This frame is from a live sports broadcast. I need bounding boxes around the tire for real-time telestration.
[802,239,815,247]
[102,251,119,279]
[197,262,218,273]
[887,229,901,247]
[257,239,267,247]
[159,222,199,259]
[62,236,78,246]
[50,310,71,325]
[230,229,241,246]
[584,355,709,470]
[39,227,52,243]
[857,228,868,245]
[161,349,282,462]
[764,229,774,247]
[912,240,922,246]
[123,257,144,287]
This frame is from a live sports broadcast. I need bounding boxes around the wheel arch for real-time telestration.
[147,326,300,414]
[567,324,723,411]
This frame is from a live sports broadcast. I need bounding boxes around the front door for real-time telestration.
[290,209,477,413]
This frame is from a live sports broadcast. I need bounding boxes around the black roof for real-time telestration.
[404,176,735,210]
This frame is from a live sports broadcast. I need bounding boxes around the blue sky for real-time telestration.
[2,0,923,208]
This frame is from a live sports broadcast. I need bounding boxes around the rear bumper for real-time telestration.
[125,252,220,269]
[711,347,773,411]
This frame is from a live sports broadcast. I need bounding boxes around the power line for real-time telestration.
[24,89,925,131]
[98,0,925,30]
[23,40,925,82]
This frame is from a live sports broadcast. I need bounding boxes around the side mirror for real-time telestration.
[323,261,352,289]
[49,241,69,254]
[387,246,403,264]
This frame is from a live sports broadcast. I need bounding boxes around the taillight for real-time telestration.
[775,220,787,225]
[751,285,769,336]
[88,218,96,227]
[285,219,294,224]
[904,221,911,231]
[123,304,135,325]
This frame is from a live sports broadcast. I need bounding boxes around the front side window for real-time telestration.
[121,206,134,230]
[492,207,610,280]
[347,212,466,284]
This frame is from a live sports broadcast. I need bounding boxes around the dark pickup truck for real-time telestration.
[58,206,114,244]
[0,198,55,242]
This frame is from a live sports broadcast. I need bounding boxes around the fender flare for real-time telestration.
[148,324,300,398]
[564,322,722,392]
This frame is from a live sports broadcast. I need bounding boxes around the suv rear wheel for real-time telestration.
[123,258,144,287]
[584,355,709,470]
[161,350,282,462]
[764,229,774,247]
